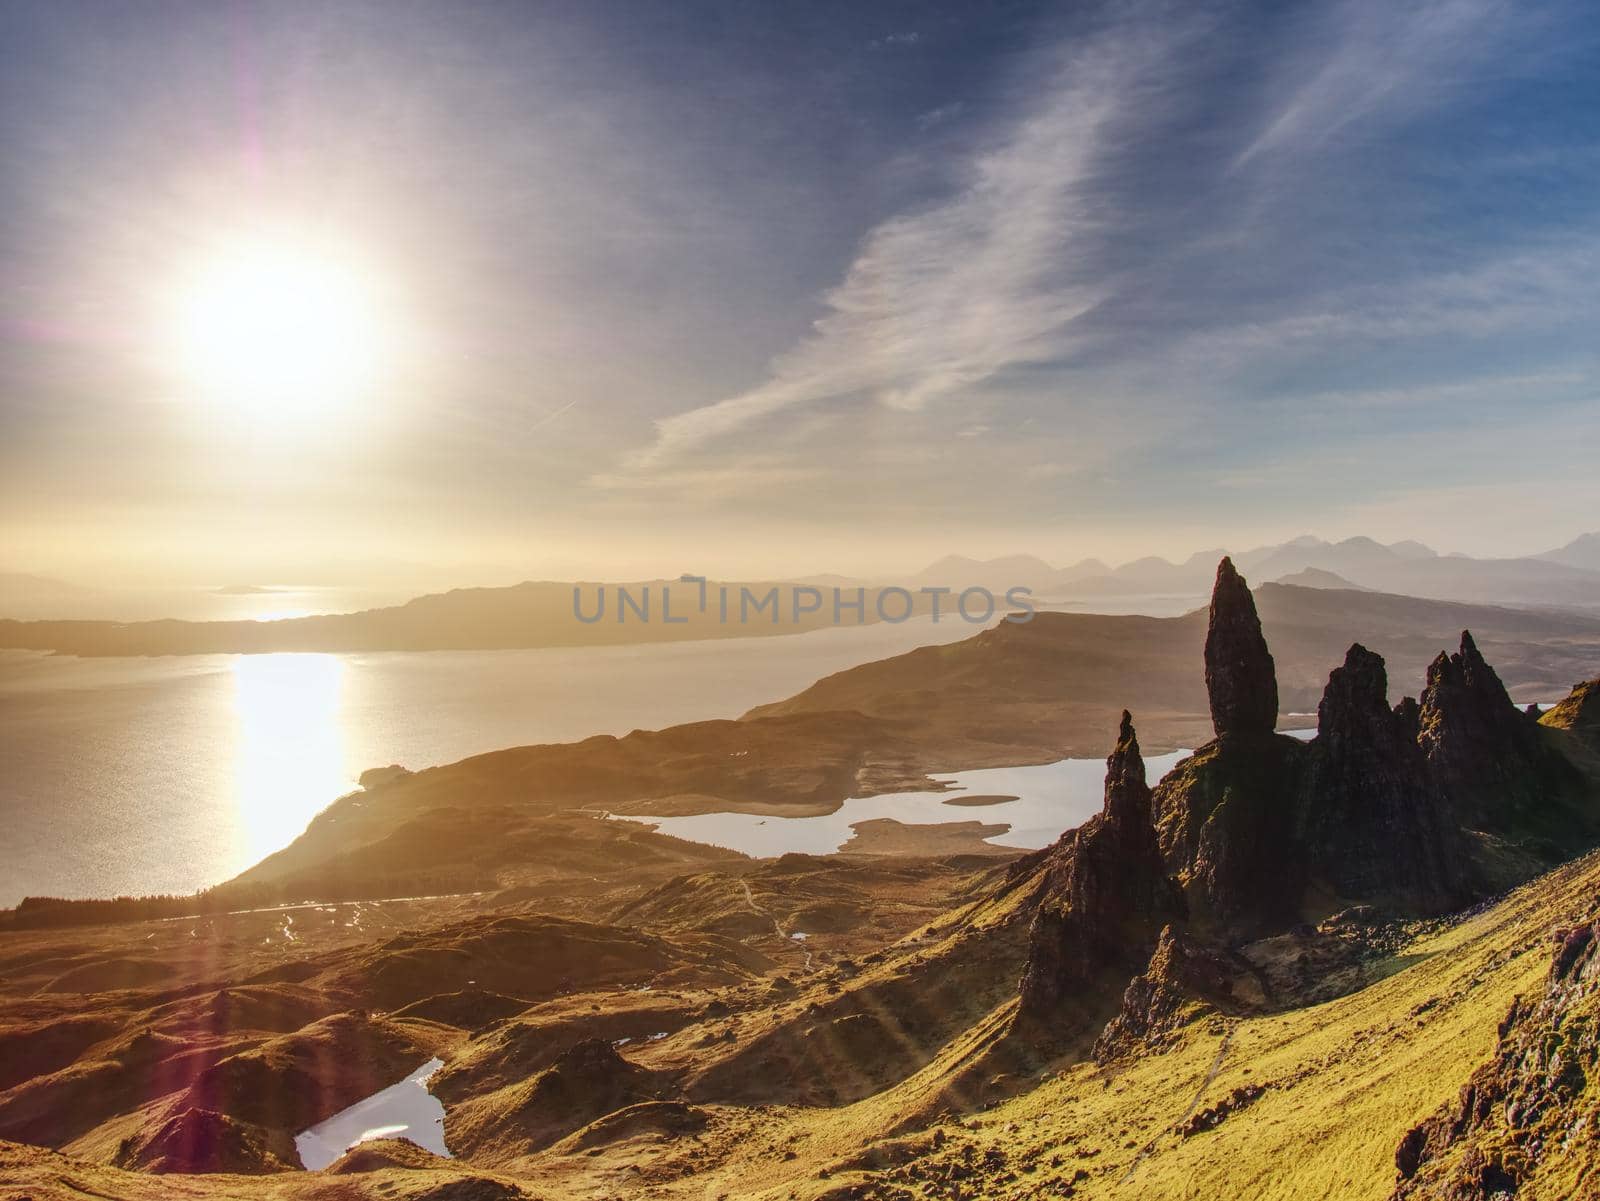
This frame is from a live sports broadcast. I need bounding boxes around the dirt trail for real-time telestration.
[1119,1020,1236,1184]
[155,891,487,924]
[740,880,813,971]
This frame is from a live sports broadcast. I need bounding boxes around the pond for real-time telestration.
[295,1057,450,1170]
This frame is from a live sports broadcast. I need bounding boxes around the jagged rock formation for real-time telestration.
[1204,556,1279,740]
[1158,561,1597,933]
[1300,644,1469,914]
[1394,694,1422,741]
[1093,925,1257,1061]
[1152,734,1307,932]
[1420,634,1594,871]
[1018,712,1184,1016]
[1393,912,1600,1199]
[1420,631,1544,824]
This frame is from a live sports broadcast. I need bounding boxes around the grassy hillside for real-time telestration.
[750,583,1600,757]
[1,846,1596,1199]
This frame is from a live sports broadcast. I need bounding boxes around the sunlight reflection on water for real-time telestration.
[0,617,1008,902]
[230,654,353,868]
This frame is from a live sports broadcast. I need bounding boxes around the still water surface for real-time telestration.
[295,1057,449,1169]
[617,753,1192,857]
[0,618,985,904]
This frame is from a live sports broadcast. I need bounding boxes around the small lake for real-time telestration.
[617,752,1192,857]
[295,1057,449,1170]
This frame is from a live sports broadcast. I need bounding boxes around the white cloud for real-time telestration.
[1231,0,1520,170]
[614,19,1184,476]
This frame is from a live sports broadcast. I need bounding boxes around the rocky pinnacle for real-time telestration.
[1018,712,1182,1015]
[1103,709,1151,831]
[1203,557,1279,739]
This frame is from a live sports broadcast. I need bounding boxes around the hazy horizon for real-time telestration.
[4,525,1598,601]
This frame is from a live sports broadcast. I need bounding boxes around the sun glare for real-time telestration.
[231,652,350,866]
[172,236,384,416]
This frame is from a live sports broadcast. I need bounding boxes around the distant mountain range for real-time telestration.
[911,532,1600,610]
[3,533,1596,648]
[1539,530,1600,572]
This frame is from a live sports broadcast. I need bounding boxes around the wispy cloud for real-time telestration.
[616,16,1188,476]
[1153,236,1600,377]
[1230,0,1522,171]
[588,459,829,506]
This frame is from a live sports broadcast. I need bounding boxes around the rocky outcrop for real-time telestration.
[1204,557,1279,740]
[1018,713,1184,1017]
[1153,735,1308,932]
[1022,561,1598,1043]
[1093,925,1257,1061]
[1419,631,1540,823]
[1393,694,1422,742]
[1392,913,1600,1199]
[1420,632,1591,853]
[1160,590,1595,932]
[1301,644,1469,914]
[1541,676,1600,746]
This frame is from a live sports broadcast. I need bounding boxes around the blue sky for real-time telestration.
[1,0,1596,582]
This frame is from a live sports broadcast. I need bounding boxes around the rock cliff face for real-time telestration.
[1419,632,1541,823]
[1392,912,1600,1200]
[1420,632,1591,856]
[1018,713,1184,1017]
[1158,562,1596,931]
[1152,736,1307,931]
[1301,643,1469,914]
[1092,924,1255,1061]
[1204,557,1279,740]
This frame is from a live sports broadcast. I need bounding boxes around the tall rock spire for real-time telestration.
[1203,557,1278,739]
[1153,559,1300,931]
[1102,710,1151,832]
[1019,712,1183,1017]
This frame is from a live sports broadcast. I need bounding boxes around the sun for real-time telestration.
[171,235,384,416]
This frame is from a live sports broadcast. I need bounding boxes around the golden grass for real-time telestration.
[669,851,1600,1201]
